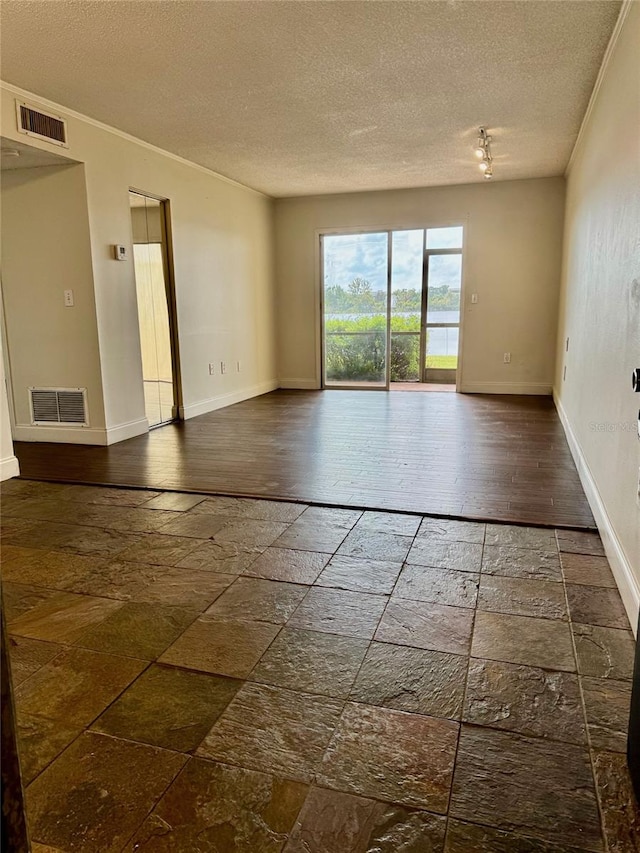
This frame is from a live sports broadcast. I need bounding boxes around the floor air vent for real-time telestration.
[17,102,68,147]
[30,388,88,426]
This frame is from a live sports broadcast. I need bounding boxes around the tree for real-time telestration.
[392,288,421,312]
[348,277,372,296]
[325,285,349,313]
[346,278,376,313]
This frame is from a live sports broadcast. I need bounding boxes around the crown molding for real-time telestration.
[0,80,269,199]
[565,0,634,175]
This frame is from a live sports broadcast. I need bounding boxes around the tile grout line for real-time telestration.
[441,523,484,850]
[4,474,597,530]
[6,488,623,848]
[556,529,610,853]
[115,739,190,853]
[22,656,155,792]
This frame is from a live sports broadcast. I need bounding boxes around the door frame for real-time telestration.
[129,188,183,425]
[318,221,468,391]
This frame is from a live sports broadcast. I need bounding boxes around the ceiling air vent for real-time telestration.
[30,388,88,426]
[16,101,68,147]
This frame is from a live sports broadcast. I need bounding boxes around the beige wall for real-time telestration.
[1,163,106,441]
[1,81,277,444]
[554,2,640,626]
[274,177,566,392]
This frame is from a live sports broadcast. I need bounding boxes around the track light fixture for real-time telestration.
[475,127,493,180]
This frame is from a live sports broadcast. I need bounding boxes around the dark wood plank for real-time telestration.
[12,390,595,529]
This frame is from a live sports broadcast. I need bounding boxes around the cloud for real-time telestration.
[324,228,463,292]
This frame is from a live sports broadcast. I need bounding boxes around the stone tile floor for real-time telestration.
[1,479,638,852]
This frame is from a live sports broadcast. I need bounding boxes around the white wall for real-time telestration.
[274,177,565,393]
[1,82,278,443]
[554,2,640,627]
[2,163,106,442]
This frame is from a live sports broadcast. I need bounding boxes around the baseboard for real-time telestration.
[0,455,20,481]
[278,379,320,390]
[13,423,110,445]
[105,417,149,445]
[555,391,640,634]
[459,381,553,395]
[179,380,279,420]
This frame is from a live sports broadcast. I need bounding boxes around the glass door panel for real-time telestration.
[390,230,423,384]
[323,232,388,387]
[425,252,462,380]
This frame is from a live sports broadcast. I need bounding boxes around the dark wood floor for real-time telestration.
[13,390,595,529]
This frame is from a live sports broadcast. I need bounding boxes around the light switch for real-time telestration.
[471,293,478,304]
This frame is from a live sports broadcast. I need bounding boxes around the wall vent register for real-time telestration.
[16,101,68,147]
[29,388,88,426]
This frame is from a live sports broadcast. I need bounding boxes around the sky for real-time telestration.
[323,227,463,293]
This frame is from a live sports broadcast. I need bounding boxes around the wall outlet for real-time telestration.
[220,361,227,375]
[236,360,242,373]
[64,289,74,307]
[503,352,511,364]
[208,363,215,375]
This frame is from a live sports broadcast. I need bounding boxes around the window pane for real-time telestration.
[427,254,461,324]
[426,226,463,249]
[390,229,422,382]
[426,327,459,370]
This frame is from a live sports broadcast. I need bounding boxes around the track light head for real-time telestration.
[474,127,494,180]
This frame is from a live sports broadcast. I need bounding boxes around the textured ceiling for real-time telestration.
[0,1,621,196]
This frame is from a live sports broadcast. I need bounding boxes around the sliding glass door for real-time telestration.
[322,226,463,389]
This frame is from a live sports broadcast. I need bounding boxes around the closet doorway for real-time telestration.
[129,191,181,427]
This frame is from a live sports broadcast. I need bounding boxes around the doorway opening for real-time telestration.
[129,191,181,427]
[321,226,463,391]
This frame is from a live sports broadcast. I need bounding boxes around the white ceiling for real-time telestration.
[0,1,621,197]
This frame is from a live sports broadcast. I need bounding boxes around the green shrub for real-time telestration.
[325,314,424,382]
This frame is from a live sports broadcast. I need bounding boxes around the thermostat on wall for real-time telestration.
[113,244,128,261]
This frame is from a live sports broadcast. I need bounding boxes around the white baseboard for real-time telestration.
[13,423,110,445]
[0,455,20,481]
[179,380,279,420]
[12,416,148,446]
[459,381,553,395]
[278,379,319,390]
[105,417,148,445]
[555,391,639,634]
